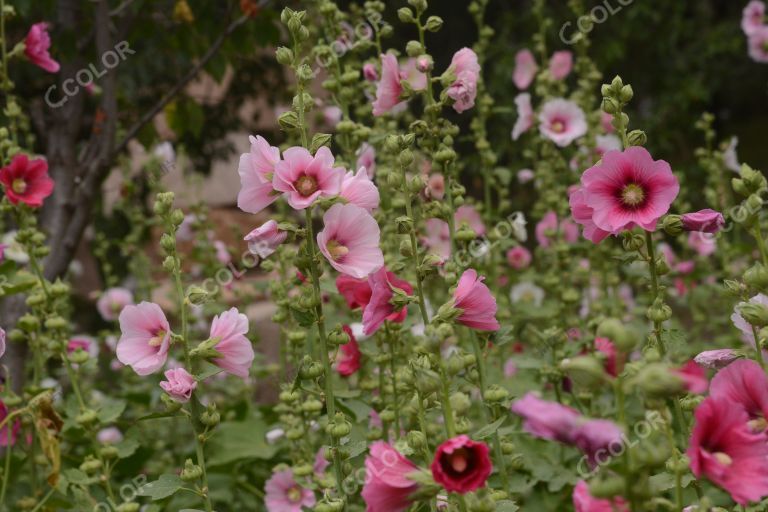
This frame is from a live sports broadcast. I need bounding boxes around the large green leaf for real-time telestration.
[137,474,185,501]
[206,418,279,466]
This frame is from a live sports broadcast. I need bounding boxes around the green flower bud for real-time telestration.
[450,392,471,413]
[596,318,636,352]
[424,15,443,32]
[647,299,672,323]
[170,208,185,227]
[278,111,300,130]
[619,84,634,103]
[405,40,423,57]
[407,430,426,449]
[17,314,40,332]
[629,363,684,398]
[50,280,70,297]
[201,404,220,427]
[560,356,607,388]
[186,285,211,306]
[79,456,103,474]
[399,239,413,257]
[738,301,768,327]
[588,475,627,500]
[483,385,509,403]
[181,459,204,481]
[68,348,90,365]
[300,360,324,379]
[661,215,683,236]
[44,316,68,330]
[276,46,294,65]
[100,445,120,460]
[744,263,768,290]
[408,0,428,13]
[310,133,333,154]
[601,97,619,115]
[397,7,414,23]
[302,399,324,414]
[161,393,183,412]
[162,256,177,272]
[116,503,140,512]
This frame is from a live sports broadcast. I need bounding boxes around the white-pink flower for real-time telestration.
[549,50,573,80]
[160,367,197,403]
[317,203,384,279]
[373,53,403,116]
[513,49,537,90]
[446,48,481,113]
[538,99,587,147]
[512,93,534,141]
[116,302,171,376]
[356,143,376,178]
[340,167,380,212]
[402,58,428,91]
[244,220,287,259]
[272,146,345,210]
[237,135,281,214]
[210,307,255,379]
[748,26,768,63]
[97,287,134,322]
[743,1,766,36]
[264,470,316,512]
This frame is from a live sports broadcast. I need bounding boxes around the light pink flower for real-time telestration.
[362,442,419,512]
[363,63,379,82]
[506,246,532,269]
[244,220,287,259]
[743,1,766,36]
[237,135,281,215]
[323,106,342,127]
[318,203,384,279]
[600,112,615,133]
[116,302,171,376]
[213,240,231,265]
[504,358,518,377]
[356,143,376,178]
[341,167,380,212]
[24,23,59,73]
[687,231,716,257]
[694,349,740,370]
[264,470,316,512]
[748,26,768,62]
[511,393,580,443]
[549,50,573,80]
[455,205,486,236]
[160,367,197,403]
[732,294,768,348]
[518,168,534,184]
[446,48,481,113]
[97,427,123,445]
[373,53,403,116]
[681,209,725,234]
[536,211,579,248]
[362,268,413,335]
[538,99,587,147]
[210,307,255,378]
[594,134,622,159]
[513,49,537,90]
[273,146,345,210]
[453,269,499,331]
[512,93,534,141]
[424,219,451,261]
[573,480,628,512]
[98,288,135,322]
[426,173,445,200]
[402,58,427,91]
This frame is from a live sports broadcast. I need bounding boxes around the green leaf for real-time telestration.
[137,474,185,500]
[97,399,127,424]
[207,418,279,466]
[290,306,315,328]
[495,501,519,512]
[115,438,140,459]
[474,416,506,440]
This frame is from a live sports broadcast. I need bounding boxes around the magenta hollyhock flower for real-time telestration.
[569,187,611,243]
[363,62,379,82]
[209,307,254,378]
[97,287,134,322]
[512,93,534,141]
[273,146,345,210]
[688,397,768,505]
[362,267,413,335]
[573,480,628,512]
[549,50,573,80]
[336,274,373,310]
[511,392,580,443]
[748,26,768,63]
[0,400,20,447]
[24,23,60,73]
[538,99,587,147]
[356,142,376,178]
[572,419,624,467]
[513,49,537,90]
[732,294,768,348]
[535,211,579,248]
[452,269,499,331]
[743,1,766,36]
[116,302,171,376]
[681,209,725,234]
[67,335,99,359]
[0,154,55,208]
[237,135,281,214]
[264,470,316,512]
[340,167,380,212]
[674,360,708,394]
[431,435,492,494]
[361,442,419,512]
[317,203,384,279]
[694,349,740,370]
[579,147,679,233]
[506,246,532,270]
[336,325,361,377]
[446,48,481,113]
[159,367,197,403]
[244,220,287,259]
[710,359,768,431]
[594,337,622,377]
[373,53,403,116]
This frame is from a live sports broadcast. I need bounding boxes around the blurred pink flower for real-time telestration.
[455,205,486,236]
[373,53,403,116]
[322,106,342,127]
[265,470,315,512]
[340,167,380,212]
[600,112,615,133]
[362,442,419,512]
[213,240,231,265]
[517,168,535,184]
[742,1,766,36]
[674,360,708,394]
[572,419,624,467]
[237,135,281,215]
[573,480,628,512]
[24,23,59,73]
[687,231,716,257]
[511,393,580,443]
[513,49,537,90]
[402,58,427,91]
[356,143,376,178]
[549,50,573,80]
[538,99,587,147]
[245,220,287,259]
[272,147,345,210]
[97,287,134,322]
[506,246,532,270]
[446,48,481,113]
[0,400,20,447]
[453,269,499,331]
[748,26,768,62]
[535,211,579,248]
[318,203,384,279]
[512,93,534,141]
[694,349,740,370]
[0,327,4,360]
[96,427,123,445]
[363,62,378,82]
[116,302,170,376]
[426,173,445,200]
[210,307,255,378]
[160,367,197,403]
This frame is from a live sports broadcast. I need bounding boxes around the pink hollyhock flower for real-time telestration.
[273,146,345,210]
[572,419,624,467]
[732,294,768,348]
[511,393,580,443]
[535,211,579,248]
[213,240,231,265]
[336,274,373,310]
[710,359,768,431]
[336,325,362,377]
[363,63,379,82]
[681,209,725,234]
[313,447,330,476]
[513,49,537,90]
[538,99,587,147]
[97,287,135,322]
[423,219,451,261]
[356,143,376,178]
[340,168,380,212]
[455,205,486,236]
[24,23,60,73]
[694,349,740,370]
[504,358,518,377]
[160,367,197,403]
[244,220,287,259]
[402,58,428,91]
[237,135,281,214]
[517,168,535,184]
[0,327,4,360]
[426,173,445,200]
[594,337,622,377]
[453,269,500,331]
[600,112,615,133]
[512,93,534,141]
[0,154,55,207]
[743,1,766,36]
[323,106,342,127]
[67,335,99,359]
[687,231,716,257]
[674,360,708,394]
[97,427,123,445]
[0,400,20,447]
[506,246,532,269]
[688,397,768,505]
[549,50,573,80]
[317,203,384,279]
[209,307,254,378]
[116,302,171,376]
[578,147,679,233]
[362,442,419,512]
[446,48,481,113]
[748,26,768,62]
[373,53,403,116]
[362,267,413,335]
[431,435,492,494]
[573,480,628,512]
[264,470,316,512]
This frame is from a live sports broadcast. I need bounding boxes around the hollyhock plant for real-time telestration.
[317,203,384,279]
[513,48,537,90]
[731,294,768,347]
[743,1,766,35]
[159,367,197,403]
[506,246,532,269]
[116,302,171,376]
[373,53,403,116]
[549,50,573,80]
[538,99,587,147]
[362,267,413,335]
[336,325,362,377]
[24,22,60,73]
[512,93,534,141]
[694,349,740,369]
[430,435,492,494]
[244,220,287,259]
[452,269,499,331]
[337,270,411,324]
[361,442,419,512]
[445,47,481,113]
[535,211,579,248]
[237,135,281,214]
[681,209,725,233]
[97,287,134,322]
[264,470,316,512]
[594,337,622,377]
[573,480,628,512]
[340,167,380,212]
[511,393,580,443]
[0,154,55,207]
[209,307,255,378]
[709,359,768,430]
[272,146,345,210]
[748,26,768,63]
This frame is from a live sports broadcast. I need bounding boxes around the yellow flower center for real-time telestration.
[748,417,768,432]
[449,448,469,473]
[551,120,565,134]
[713,451,733,466]
[148,330,166,347]
[296,175,318,197]
[621,183,645,207]
[11,178,27,194]
[286,486,302,503]
[326,240,349,261]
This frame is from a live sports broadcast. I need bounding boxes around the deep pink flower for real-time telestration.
[24,23,59,73]
[0,400,20,447]
[549,50,573,80]
[536,211,579,248]
[362,442,419,512]
[209,307,255,378]
[748,26,768,63]
[674,360,708,394]
[237,135,281,214]
[373,53,403,116]
[336,274,373,310]
[694,349,740,370]
[446,48,481,113]
[538,99,587,147]
[273,146,345,210]
[572,419,624,467]
[160,367,197,403]
[512,93,534,141]
[362,268,413,335]
[317,203,384,279]
[569,187,611,243]
[453,269,499,331]
[710,359,768,431]
[579,147,679,233]
[116,302,170,376]
[573,480,628,512]
[594,337,622,377]
[743,1,766,36]
[688,397,768,505]
[506,246,532,269]
[97,287,134,322]
[681,209,725,234]
[513,49,537,90]
[264,470,316,512]
[363,63,379,82]
[431,435,492,494]
[356,143,376,178]
[67,335,99,359]
[511,393,580,443]
[0,154,55,207]
[341,168,380,212]
[336,325,362,377]
[244,220,287,259]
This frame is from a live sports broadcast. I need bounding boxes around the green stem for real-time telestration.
[404,193,430,326]
[644,231,665,356]
[663,417,683,512]
[751,324,766,369]
[754,226,768,268]
[28,488,54,512]
[0,438,11,509]
[614,379,637,510]
[385,325,402,439]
